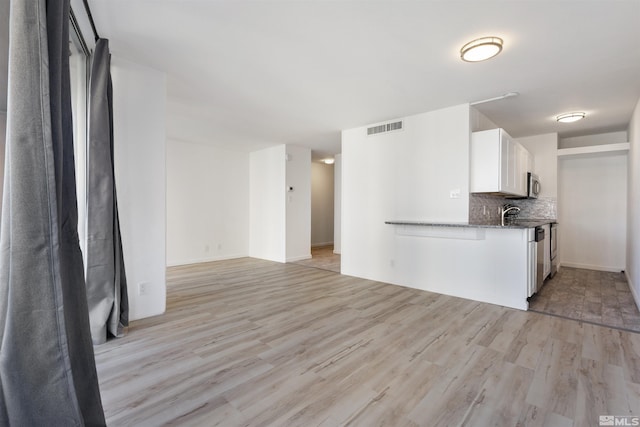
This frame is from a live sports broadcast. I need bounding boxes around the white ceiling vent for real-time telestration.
[367,120,403,136]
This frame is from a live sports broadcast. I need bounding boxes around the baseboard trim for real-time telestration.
[311,242,334,248]
[167,253,248,267]
[559,262,624,273]
[286,254,312,262]
[626,270,640,312]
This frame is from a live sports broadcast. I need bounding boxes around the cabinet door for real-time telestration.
[501,133,519,195]
[471,128,527,196]
[471,129,501,193]
[516,143,529,197]
[499,130,512,192]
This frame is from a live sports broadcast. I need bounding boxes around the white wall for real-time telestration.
[249,145,286,262]
[559,153,627,272]
[559,131,628,149]
[517,133,558,198]
[628,97,640,307]
[285,145,311,262]
[0,112,5,211]
[334,154,342,255]
[342,104,470,283]
[470,106,498,132]
[311,162,334,247]
[167,139,249,266]
[112,57,166,321]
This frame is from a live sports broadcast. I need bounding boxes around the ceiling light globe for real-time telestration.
[556,112,586,123]
[460,37,503,62]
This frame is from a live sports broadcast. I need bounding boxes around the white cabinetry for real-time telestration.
[471,128,529,197]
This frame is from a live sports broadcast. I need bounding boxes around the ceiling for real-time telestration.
[3,1,640,159]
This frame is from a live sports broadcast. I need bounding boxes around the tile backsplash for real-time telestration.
[469,194,557,223]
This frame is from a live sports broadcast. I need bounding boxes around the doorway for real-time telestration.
[295,159,340,273]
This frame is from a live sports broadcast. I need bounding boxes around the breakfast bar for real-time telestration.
[383,220,555,310]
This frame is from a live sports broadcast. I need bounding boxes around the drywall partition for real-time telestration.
[311,162,334,247]
[111,57,166,321]
[167,139,249,266]
[517,133,558,198]
[249,145,286,262]
[628,96,640,308]
[334,154,342,254]
[470,106,498,132]
[560,131,628,149]
[559,153,627,272]
[341,103,470,284]
[0,112,5,212]
[285,145,311,262]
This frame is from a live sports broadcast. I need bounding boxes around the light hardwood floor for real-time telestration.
[95,258,640,426]
[292,245,340,273]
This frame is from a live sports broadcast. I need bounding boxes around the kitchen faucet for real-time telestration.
[501,204,521,226]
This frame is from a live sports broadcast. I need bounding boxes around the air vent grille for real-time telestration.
[387,121,403,131]
[367,124,387,135]
[367,120,403,136]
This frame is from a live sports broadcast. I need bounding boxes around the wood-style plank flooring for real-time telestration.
[95,258,640,426]
[529,267,640,333]
[291,245,340,273]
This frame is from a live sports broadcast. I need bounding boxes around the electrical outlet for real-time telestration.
[138,282,150,296]
[449,189,461,199]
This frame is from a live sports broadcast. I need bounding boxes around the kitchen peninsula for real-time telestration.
[383,220,553,311]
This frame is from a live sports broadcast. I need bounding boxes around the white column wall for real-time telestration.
[342,104,470,284]
[112,57,166,321]
[628,96,640,307]
[249,145,286,262]
[167,139,249,266]
[285,145,311,262]
[0,112,5,212]
[334,154,342,255]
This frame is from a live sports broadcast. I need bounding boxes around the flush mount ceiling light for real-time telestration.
[460,36,503,62]
[322,158,335,165]
[556,112,586,123]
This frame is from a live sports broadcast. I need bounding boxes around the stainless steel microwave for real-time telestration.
[528,172,541,199]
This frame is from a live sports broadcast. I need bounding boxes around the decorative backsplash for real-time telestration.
[469,194,557,224]
[514,197,557,220]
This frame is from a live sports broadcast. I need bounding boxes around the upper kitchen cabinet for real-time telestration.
[471,128,529,197]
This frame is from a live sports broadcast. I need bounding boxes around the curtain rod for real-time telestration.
[70,7,91,57]
[82,0,100,41]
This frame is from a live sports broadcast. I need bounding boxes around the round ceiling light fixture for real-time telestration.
[460,36,503,62]
[322,158,335,165]
[556,112,586,123]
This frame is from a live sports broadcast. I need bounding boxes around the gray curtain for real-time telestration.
[86,38,128,346]
[0,0,106,425]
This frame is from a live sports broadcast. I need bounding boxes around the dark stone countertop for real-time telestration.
[385,219,557,229]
